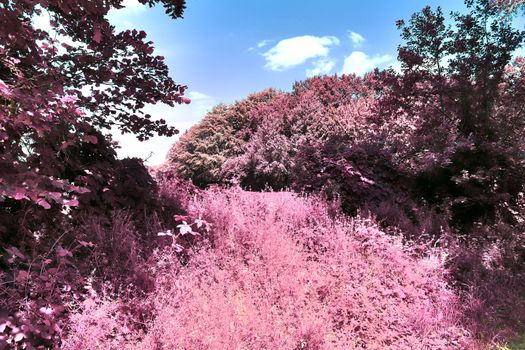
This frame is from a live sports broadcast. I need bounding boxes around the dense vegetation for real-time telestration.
[1,0,525,348]
[171,1,525,232]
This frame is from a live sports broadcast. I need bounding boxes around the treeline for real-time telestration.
[170,1,525,233]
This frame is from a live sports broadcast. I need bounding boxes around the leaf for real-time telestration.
[0,79,13,98]
[177,221,193,235]
[83,135,98,144]
[173,243,184,252]
[60,140,75,150]
[16,271,30,283]
[78,240,95,248]
[93,26,102,43]
[158,230,174,237]
[47,192,62,201]
[56,246,72,258]
[13,193,29,200]
[194,218,206,228]
[174,214,189,222]
[71,186,91,194]
[60,95,76,104]
[39,306,53,316]
[64,199,79,207]
[37,198,51,209]
[6,246,26,260]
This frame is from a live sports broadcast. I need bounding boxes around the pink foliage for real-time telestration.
[0,0,187,216]
[2,1,525,349]
[494,0,525,12]
[74,189,470,349]
[61,296,148,350]
[58,186,525,350]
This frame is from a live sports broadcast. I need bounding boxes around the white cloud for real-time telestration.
[513,46,525,59]
[113,91,216,165]
[341,51,393,76]
[257,39,272,49]
[389,60,402,73]
[188,91,212,101]
[248,39,273,52]
[248,39,273,51]
[348,31,365,48]
[107,0,147,30]
[306,58,336,77]
[114,0,146,13]
[32,8,77,48]
[263,35,340,71]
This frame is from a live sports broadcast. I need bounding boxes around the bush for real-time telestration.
[86,189,471,349]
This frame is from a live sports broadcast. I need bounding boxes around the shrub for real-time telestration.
[447,222,525,344]
[132,190,471,349]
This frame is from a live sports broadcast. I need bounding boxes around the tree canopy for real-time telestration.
[0,0,187,212]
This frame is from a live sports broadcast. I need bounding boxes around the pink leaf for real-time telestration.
[60,95,76,104]
[37,198,51,209]
[0,79,12,98]
[6,246,26,260]
[16,271,30,283]
[194,218,206,228]
[174,214,189,222]
[56,246,72,258]
[78,240,95,248]
[64,199,79,207]
[71,186,91,194]
[39,306,53,316]
[93,26,102,44]
[47,192,62,201]
[13,191,29,201]
[173,243,184,252]
[158,230,174,237]
[177,221,193,235]
[83,135,98,144]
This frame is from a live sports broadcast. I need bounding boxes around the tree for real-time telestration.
[391,0,525,228]
[495,0,525,13]
[0,2,189,346]
[169,89,283,187]
[0,0,188,214]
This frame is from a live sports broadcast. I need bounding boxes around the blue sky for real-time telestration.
[107,0,522,164]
